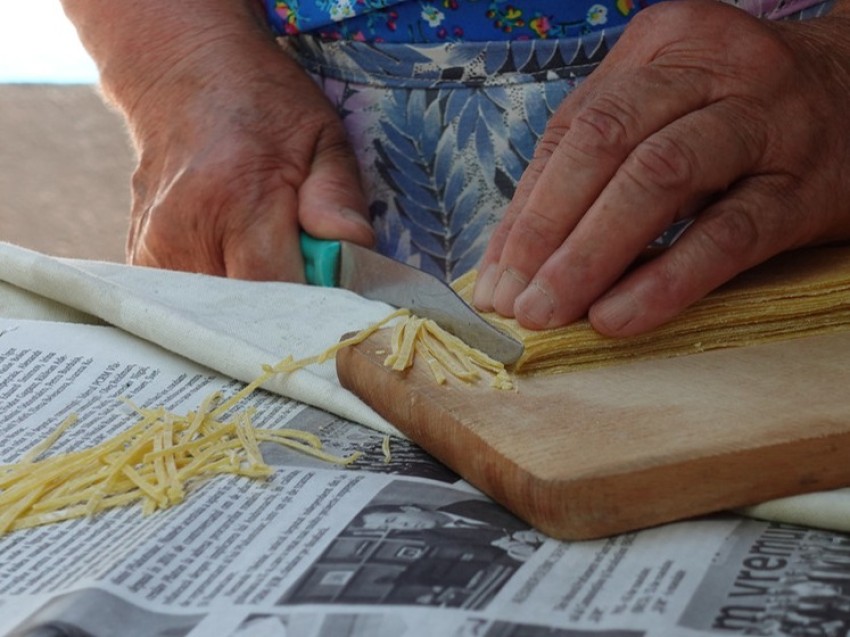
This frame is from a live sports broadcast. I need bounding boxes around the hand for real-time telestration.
[473,0,850,335]
[64,0,372,280]
[126,46,372,280]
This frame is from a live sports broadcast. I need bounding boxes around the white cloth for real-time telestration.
[2,241,850,532]
[737,490,850,533]
[0,241,400,436]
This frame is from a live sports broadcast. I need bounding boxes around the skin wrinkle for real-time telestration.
[127,206,153,266]
[592,176,794,335]
[508,203,571,254]
[569,97,639,159]
[564,94,774,319]
[130,164,184,265]
[622,100,760,222]
[593,243,682,331]
[715,97,769,168]
[525,127,570,197]
[643,4,765,75]
[626,134,698,196]
[214,155,295,271]
[694,199,763,263]
[121,29,262,123]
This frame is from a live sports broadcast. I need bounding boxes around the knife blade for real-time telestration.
[299,233,524,365]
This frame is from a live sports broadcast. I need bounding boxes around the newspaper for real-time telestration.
[1,317,850,637]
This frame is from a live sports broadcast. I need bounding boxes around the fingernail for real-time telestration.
[493,268,528,317]
[473,264,499,311]
[516,280,554,328]
[592,291,638,333]
[339,206,373,232]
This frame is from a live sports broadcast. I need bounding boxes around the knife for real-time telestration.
[299,233,524,365]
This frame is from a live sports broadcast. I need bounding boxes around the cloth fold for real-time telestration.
[0,241,401,436]
[737,491,850,532]
[2,241,850,533]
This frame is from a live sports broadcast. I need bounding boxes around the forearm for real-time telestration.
[60,0,278,121]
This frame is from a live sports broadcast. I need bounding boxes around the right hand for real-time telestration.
[472,0,850,336]
[118,17,373,280]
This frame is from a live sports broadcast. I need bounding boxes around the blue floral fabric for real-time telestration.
[265,0,829,41]
[273,1,833,281]
[266,0,654,42]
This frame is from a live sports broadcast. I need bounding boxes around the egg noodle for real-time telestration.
[0,308,422,537]
[381,314,513,390]
[1,302,518,537]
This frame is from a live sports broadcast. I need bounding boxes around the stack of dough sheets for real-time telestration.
[451,246,850,375]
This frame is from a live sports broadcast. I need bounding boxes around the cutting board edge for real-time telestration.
[523,431,850,539]
[337,339,850,540]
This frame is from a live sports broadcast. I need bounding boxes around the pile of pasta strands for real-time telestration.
[0,311,406,536]
[382,314,513,390]
[449,247,850,375]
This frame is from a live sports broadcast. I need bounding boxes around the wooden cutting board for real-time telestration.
[336,329,850,540]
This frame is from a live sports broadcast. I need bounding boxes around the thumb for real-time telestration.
[298,136,374,247]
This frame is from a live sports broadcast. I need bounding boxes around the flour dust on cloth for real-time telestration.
[0,242,400,436]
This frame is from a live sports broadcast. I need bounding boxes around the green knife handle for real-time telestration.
[299,232,340,287]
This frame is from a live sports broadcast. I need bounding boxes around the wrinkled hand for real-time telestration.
[473,0,850,335]
[123,27,372,279]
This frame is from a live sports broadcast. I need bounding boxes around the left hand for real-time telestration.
[473,0,850,336]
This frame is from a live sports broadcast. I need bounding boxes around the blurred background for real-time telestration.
[0,2,133,262]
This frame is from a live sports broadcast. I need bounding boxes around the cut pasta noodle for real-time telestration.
[0,309,410,537]
[380,313,513,390]
[381,434,392,464]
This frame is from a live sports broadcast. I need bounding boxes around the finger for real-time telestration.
[224,186,304,281]
[473,17,656,277]
[588,174,800,336]
[473,63,714,314]
[511,98,767,329]
[297,131,374,247]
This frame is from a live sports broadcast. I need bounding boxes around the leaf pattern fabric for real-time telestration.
[285,37,592,279]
